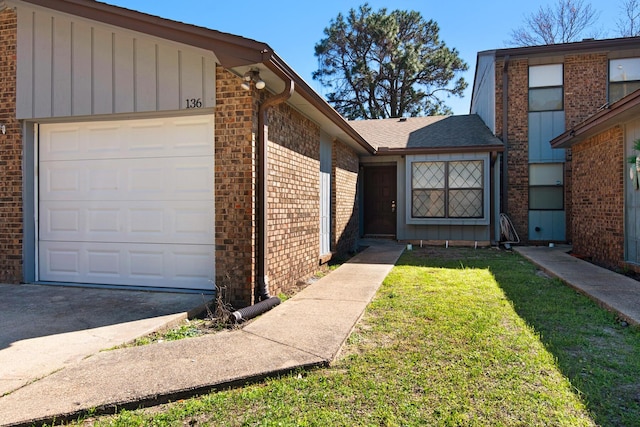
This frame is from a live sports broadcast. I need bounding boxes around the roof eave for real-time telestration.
[375,144,505,156]
[493,36,640,60]
[551,89,640,148]
[265,54,376,154]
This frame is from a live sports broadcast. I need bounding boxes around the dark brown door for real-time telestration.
[363,165,397,236]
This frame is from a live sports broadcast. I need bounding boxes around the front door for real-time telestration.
[363,165,397,236]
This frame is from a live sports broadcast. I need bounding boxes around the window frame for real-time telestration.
[528,163,565,211]
[406,153,490,226]
[609,58,640,104]
[529,64,564,112]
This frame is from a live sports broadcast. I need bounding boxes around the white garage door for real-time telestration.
[38,116,215,291]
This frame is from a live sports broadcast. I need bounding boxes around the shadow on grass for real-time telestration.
[398,246,640,427]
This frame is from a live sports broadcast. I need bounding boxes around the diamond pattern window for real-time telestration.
[412,160,484,218]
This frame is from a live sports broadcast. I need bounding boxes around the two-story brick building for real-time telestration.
[471,38,640,262]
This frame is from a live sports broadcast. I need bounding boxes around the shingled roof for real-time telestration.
[349,114,504,154]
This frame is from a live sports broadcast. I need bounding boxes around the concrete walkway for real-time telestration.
[515,245,640,326]
[0,243,405,427]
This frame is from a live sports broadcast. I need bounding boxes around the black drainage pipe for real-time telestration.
[230,296,281,323]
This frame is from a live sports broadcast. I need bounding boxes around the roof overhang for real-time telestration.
[488,36,640,60]
[551,89,640,148]
[17,0,375,155]
[375,144,505,156]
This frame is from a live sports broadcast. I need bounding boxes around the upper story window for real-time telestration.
[609,58,640,103]
[529,64,563,112]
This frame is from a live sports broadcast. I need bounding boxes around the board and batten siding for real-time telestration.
[15,3,217,119]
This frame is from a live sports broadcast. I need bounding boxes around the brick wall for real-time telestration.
[0,9,23,283]
[495,59,530,241]
[215,68,361,305]
[565,53,608,128]
[333,141,359,255]
[214,67,257,305]
[571,126,624,268]
[266,102,321,297]
[564,54,608,244]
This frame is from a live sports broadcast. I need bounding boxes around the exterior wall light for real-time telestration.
[241,69,266,90]
[0,124,5,135]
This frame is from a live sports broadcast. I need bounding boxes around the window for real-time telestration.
[609,58,640,103]
[529,64,563,112]
[529,163,564,210]
[412,160,483,218]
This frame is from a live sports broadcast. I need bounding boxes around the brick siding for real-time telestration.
[215,67,360,305]
[570,126,624,268]
[333,141,359,255]
[564,53,608,128]
[214,67,257,305]
[0,9,23,283]
[496,59,530,241]
[266,102,321,297]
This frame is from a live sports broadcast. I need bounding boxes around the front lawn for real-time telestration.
[74,247,640,426]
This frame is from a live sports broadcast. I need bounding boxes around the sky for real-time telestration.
[104,0,626,115]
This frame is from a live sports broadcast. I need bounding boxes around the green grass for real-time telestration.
[70,247,640,426]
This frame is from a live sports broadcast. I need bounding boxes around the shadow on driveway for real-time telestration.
[0,283,208,395]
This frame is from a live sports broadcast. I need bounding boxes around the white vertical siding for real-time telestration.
[16,4,217,119]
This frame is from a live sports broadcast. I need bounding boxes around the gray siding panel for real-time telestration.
[92,26,114,115]
[204,56,216,108]
[33,12,52,118]
[470,52,496,133]
[625,119,640,263]
[52,15,72,117]
[113,33,135,112]
[319,134,332,256]
[158,44,180,110]
[16,4,217,119]
[528,111,566,162]
[16,8,33,119]
[134,37,157,112]
[72,20,93,115]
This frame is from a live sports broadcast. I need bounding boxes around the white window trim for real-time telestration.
[406,153,490,226]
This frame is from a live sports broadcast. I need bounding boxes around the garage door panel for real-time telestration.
[41,157,213,201]
[40,117,214,162]
[40,201,213,244]
[38,116,215,290]
[39,241,214,290]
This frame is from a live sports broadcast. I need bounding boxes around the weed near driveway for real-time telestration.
[74,247,640,426]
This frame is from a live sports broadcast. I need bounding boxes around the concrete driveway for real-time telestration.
[0,283,208,396]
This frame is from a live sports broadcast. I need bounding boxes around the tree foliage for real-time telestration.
[617,0,640,36]
[508,0,601,46]
[313,4,468,119]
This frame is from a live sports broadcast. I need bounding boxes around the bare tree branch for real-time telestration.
[508,0,601,46]
[617,0,640,36]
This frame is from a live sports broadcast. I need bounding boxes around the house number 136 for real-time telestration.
[186,98,203,108]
